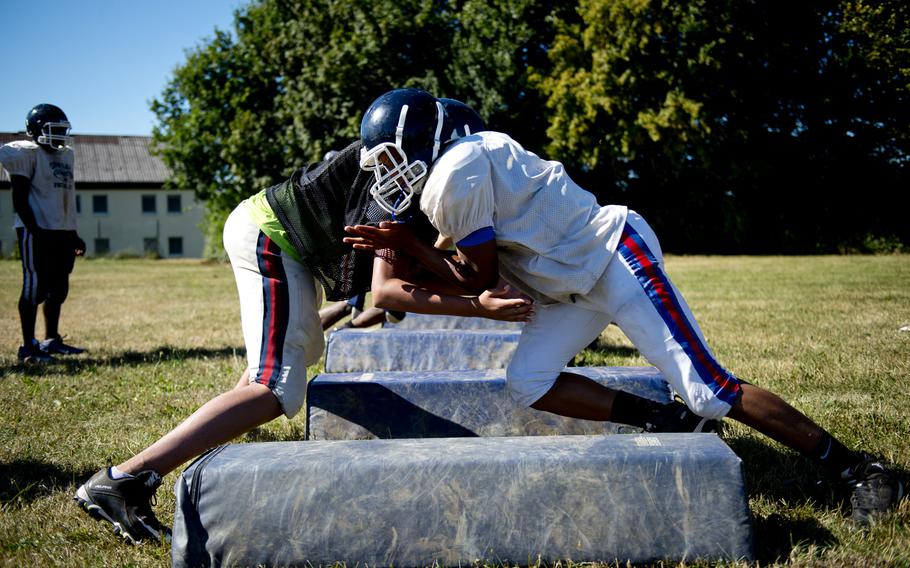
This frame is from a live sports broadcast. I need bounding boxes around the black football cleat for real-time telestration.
[845,455,904,526]
[17,340,54,363]
[40,335,85,355]
[75,468,170,544]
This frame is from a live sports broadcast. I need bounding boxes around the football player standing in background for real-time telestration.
[0,104,86,363]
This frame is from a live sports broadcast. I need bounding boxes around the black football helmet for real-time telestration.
[439,98,486,140]
[26,104,73,150]
[359,88,446,216]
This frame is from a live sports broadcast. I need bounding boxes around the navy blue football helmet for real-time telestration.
[439,98,486,140]
[26,104,73,150]
[359,88,446,216]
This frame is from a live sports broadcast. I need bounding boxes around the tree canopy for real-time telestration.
[152,0,908,255]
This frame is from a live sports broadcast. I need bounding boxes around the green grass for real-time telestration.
[1,256,908,567]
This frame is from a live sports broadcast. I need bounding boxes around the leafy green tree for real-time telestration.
[151,0,455,255]
[446,0,575,153]
[153,0,907,254]
[151,4,289,256]
[537,0,909,252]
[151,0,579,255]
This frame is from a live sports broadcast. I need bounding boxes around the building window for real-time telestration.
[142,195,157,214]
[92,195,108,214]
[167,194,182,213]
[143,238,159,255]
[76,195,81,214]
[168,237,184,256]
[94,238,110,255]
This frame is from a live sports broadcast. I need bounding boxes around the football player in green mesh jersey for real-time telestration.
[73,116,535,543]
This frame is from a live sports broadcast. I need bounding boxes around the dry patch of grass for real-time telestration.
[1,256,908,567]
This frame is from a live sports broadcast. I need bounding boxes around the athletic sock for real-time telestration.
[611,390,673,429]
[810,431,862,479]
[109,465,135,480]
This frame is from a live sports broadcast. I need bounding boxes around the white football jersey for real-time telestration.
[420,131,627,304]
[0,140,77,230]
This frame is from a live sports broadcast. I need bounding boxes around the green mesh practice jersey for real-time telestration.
[265,141,395,300]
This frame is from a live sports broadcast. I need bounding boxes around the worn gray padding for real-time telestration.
[323,327,522,372]
[306,366,673,440]
[171,434,753,567]
[384,312,523,330]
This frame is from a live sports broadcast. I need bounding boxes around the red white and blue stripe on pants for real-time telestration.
[254,232,289,389]
[617,223,741,407]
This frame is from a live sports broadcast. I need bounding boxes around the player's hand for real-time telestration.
[475,284,535,322]
[72,233,86,256]
[488,282,533,302]
[343,221,415,253]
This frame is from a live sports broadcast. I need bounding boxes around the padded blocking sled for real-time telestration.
[306,366,673,440]
[172,434,753,567]
[323,327,521,373]
[384,312,523,330]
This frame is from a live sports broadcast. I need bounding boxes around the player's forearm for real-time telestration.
[372,276,481,318]
[404,239,494,294]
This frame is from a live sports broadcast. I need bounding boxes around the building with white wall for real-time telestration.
[0,133,204,258]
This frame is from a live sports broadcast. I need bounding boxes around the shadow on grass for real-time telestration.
[244,424,308,443]
[0,345,245,378]
[728,436,841,506]
[752,512,837,565]
[725,436,852,564]
[0,459,96,508]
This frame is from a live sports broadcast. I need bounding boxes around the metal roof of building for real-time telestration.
[0,132,171,186]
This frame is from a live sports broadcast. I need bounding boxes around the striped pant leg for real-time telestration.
[610,214,741,419]
[16,227,45,305]
[224,205,324,418]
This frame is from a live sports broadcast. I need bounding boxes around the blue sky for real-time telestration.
[0,1,244,136]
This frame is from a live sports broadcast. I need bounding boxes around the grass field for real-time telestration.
[0,256,908,567]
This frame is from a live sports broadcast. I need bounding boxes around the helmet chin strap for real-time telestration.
[395,105,408,147]
[395,100,445,162]
[431,100,445,161]
[392,195,412,222]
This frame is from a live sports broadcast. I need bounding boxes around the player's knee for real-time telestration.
[506,361,559,408]
[274,383,306,419]
[20,287,46,306]
[45,285,69,305]
[284,326,325,365]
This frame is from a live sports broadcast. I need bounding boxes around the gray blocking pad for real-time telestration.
[171,434,753,567]
[323,327,521,373]
[306,366,673,440]
[385,312,523,330]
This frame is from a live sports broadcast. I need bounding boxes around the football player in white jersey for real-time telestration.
[0,104,86,363]
[345,88,903,525]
